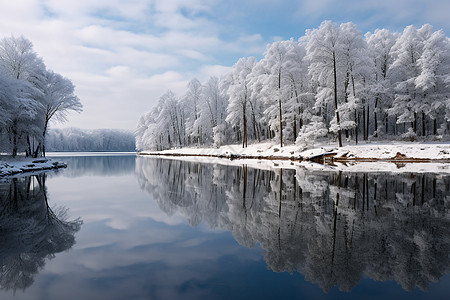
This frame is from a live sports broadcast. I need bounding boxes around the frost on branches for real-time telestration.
[0,36,82,157]
[136,21,450,151]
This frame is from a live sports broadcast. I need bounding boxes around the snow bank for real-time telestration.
[140,141,450,161]
[139,141,450,173]
[0,157,67,177]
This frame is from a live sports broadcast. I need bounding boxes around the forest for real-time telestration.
[46,128,136,152]
[0,36,81,157]
[136,21,450,151]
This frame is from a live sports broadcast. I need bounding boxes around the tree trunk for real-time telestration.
[374,97,378,138]
[366,104,370,140]
[422,112,425,136]
[242,104,247,148]
[278,72,283,147]
[333,52,342,147]
[362,106,366,140]
[293,115,297,142]
[12,135,18,158]
[26,136,32,157]
[355,110,358,144]
[413,112,417,134]
[385,114,389,135]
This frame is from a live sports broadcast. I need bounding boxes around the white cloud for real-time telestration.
[2,0,445,130]
[198,64,232,81]
[294,0,450,33]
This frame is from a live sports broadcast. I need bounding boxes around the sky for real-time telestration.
[0,0,448,131]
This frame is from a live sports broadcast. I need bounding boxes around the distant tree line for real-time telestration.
[136,21,450,150]
[0,36,82,157]
[46,128,136,152]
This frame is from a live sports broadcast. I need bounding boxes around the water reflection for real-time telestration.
[47,153,136,177]
[0,174,82,292]
[136,157,450,293]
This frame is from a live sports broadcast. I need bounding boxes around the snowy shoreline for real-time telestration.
[139,142,450,173]
[0,158,67,178]
[139,141,450,161]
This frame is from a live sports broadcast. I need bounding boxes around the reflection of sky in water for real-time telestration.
[0,154,449,300]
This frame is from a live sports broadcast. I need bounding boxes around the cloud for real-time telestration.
[294,0,450,33]
[198,65,232,81]
[1,0,447,130]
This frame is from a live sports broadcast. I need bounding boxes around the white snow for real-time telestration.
[139,141,450,174]
[140,141,450,160]
[0,157,67,177]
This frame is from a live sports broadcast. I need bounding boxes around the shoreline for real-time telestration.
[138,141,450,162]
[138,151,450,163]
[0,158,67,178]
[138,142,450,174]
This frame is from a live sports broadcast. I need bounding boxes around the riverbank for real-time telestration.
[0,157,67,177]
[139,141,450,162]
[138,142,450,174]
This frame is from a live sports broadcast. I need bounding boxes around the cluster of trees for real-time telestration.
[0,36,82,157]
[136,21,450,150]
[46,128,136,152]
[136,158,450,292]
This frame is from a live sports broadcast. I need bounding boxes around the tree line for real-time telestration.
[46,128,136,152]
[136,21,450,150]
[0,36,82,157]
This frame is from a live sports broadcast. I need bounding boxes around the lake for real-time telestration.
[0,153,449,300]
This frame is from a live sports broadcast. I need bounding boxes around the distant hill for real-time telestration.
[46,128,136,152]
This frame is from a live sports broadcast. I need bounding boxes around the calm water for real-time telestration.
[0,153,449,300]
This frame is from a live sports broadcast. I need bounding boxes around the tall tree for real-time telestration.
[183,78,203,145]
[306,21,344,147]
[414,29,450,135]
[365,29,398,136]
[389,25,433,139]
[0,36,45,157]
[200,76,229,146]
[339,22,371,142]
[33,70,82,157]
[256,40,305,146]
[225,57,256,148]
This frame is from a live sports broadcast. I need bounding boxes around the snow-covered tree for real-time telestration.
[414,29,450,136]
[33,70,82,157]
[306,20,345,147]
[225,57,257,148]
[296,115,328,149]
[182,78,203,145]
[389,25,433,139]
[0,36,45,156]
[339,22,372,143]
[47,128,135,152]
[365,29,398,136]
[136,22,450,151]
[0,35,81,157]
[254,40,308,146]
[201,76,229,147]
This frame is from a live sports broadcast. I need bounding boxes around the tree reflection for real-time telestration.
[0,174,82,292]
[136,157,450,293]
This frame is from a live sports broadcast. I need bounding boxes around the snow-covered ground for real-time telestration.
[139,141,450,174]
[0,157,67,177]
[140,141,450,161]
